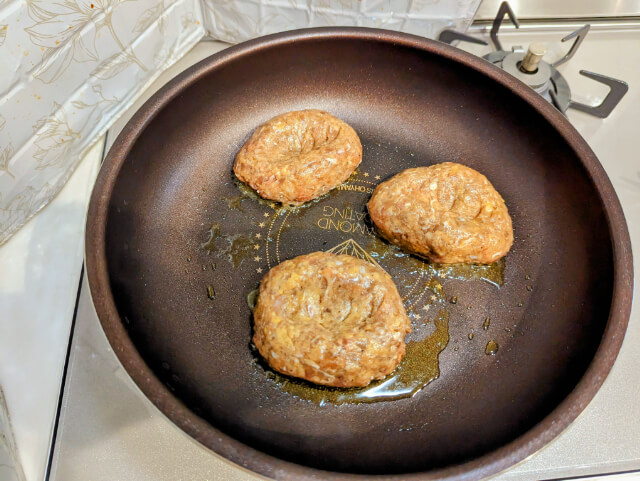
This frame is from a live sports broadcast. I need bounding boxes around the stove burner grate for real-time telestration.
[438,1,629,118]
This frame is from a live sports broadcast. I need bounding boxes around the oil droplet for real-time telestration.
[187,256,191,262]
[225,235,256,268]
[482,317,490,330]
[525,274,531,280]
[264,310,450,405]
[211,263,216,270]
[526,285,533,291]
[504,327,512,332]
[223,194,245,212]
[202,265,207,271]
[517,302,523,307]
[201,223,221,251]
[450,296,457,304]
[206,285,215,300]
[247,289,259,309]
[202,223,255,268]
[468,332,474,340]
[485,340,499,355]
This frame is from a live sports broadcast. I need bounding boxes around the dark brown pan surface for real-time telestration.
[85,29,633,480]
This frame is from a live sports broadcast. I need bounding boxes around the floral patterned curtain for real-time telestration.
[0,0,204,245]
[0,0,479,246]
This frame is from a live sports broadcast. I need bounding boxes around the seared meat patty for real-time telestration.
[234,110,362,205]
[253,252,410,387]
[368,163,513,264]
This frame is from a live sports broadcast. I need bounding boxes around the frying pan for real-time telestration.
[85,28,633,480]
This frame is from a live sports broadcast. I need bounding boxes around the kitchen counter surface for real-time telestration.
[0,138,103,481]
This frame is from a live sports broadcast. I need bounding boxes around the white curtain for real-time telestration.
[0,0,479,247]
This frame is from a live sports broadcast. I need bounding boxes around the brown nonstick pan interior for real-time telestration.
[85,29,633,480]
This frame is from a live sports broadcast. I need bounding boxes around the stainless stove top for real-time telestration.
[49,22,640,481]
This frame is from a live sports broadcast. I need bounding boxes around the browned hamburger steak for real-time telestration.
[252,252,411,388]
[234,110,362,205]
[368,163,513,264]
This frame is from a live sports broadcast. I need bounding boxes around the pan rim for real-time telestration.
[84,27,634,481]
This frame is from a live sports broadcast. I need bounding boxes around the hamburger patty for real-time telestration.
[253,252,410,387]
[368,163,513,264]
[234,110,362,205]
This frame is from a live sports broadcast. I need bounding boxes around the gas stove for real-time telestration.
[440,1,629,118]
[48,7,640,481]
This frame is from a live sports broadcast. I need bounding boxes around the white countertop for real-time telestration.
[0,138,103,481]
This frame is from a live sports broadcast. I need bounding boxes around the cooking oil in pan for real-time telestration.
[222,194,246,212]
[246,288,259,309]
[201,222,221,251]
[261,309,450,405]
[210,172,507,405]
[235,179,269,206]
[202,223,256,268]
[254,277,451,405]
[224,235,255,268]
[366,236,505,287]
[485,340,499,355]
[433,259,505,287]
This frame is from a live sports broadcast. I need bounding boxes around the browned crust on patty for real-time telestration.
[234,110,362,205]
[252,252,411,387]
[367,163,513,264]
